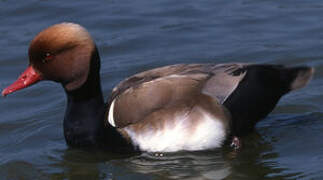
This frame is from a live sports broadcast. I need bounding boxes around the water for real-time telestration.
[1,0,323,179]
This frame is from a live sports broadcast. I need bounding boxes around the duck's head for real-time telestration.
[2,23,96,96]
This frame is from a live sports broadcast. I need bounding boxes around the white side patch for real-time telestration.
[108,99,116,127]
[124,112,227,152]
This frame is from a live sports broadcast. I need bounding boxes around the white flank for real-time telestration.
[108,99,116,127]
[124,112,227,152]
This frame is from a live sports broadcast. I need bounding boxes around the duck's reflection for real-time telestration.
[54,131,292,180]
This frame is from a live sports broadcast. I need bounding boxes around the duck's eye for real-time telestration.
[42,52,54,63]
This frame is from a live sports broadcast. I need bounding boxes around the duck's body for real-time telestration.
[107,63,239,152]
[2,23,314,152]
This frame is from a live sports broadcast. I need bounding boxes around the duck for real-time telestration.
[2,23,314,152]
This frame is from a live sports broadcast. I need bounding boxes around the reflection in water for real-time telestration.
[6,111,318,180]
[119,150,230,179]
[225,133,288,180]
[47,149,137,180]
[111,150,231,180]
[103,133,293,180]
[0,112,320,179]
[0,161,45,180]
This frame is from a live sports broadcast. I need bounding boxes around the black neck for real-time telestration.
[62,48,133,151]
[63,48,105,147]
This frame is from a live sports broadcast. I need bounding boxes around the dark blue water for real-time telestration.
[1,0,323,179]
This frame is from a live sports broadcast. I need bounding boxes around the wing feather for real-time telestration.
[105,63,247,127]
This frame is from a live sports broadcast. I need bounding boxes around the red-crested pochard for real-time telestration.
[2,23,314,152]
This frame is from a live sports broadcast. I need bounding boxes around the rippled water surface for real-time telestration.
[1,0,323,179]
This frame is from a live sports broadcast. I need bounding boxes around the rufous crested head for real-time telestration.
[29,22,97,90]
[2,23,98,96]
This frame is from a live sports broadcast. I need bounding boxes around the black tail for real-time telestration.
[223,64,314,137]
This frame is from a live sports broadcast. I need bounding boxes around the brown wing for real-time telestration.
[202,63,247,104]
[107,64,209,102]
[105,63,247,128]
[108,72,211,128]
